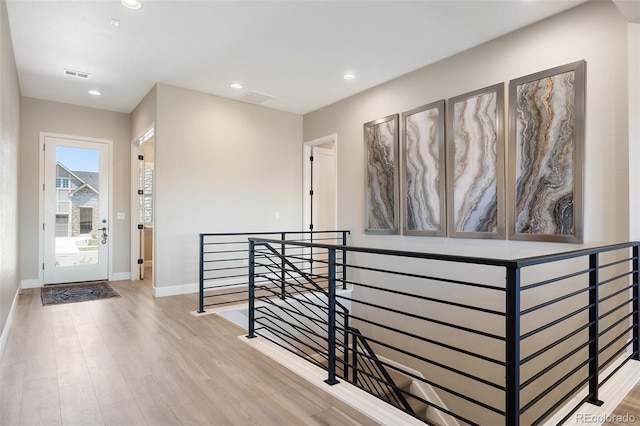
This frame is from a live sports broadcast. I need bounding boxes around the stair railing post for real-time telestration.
[633,245,639,360]
[341,231,347,290]
[352,331,358,386]
[505,263,521,426]
[343,315,350,381]
[325,247,339,385]
[280,232,286,300]
[587,253,604,406]
[198,234,205,313]
[247,239,257,339]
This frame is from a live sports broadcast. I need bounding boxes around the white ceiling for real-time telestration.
[6,0,593,115]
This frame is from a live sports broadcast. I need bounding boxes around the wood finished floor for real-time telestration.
[0,277,378,426]
[4,278,640,426]
[605,384,640,425]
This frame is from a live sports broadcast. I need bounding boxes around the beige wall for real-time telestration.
[304,0,629,258]
[629,22,640,240]
[18,80,303,292]
[19,97,131,282]
[153,84,303,292]
[303,1,631,423]
[131,84,156,141]
[0,0,21,344]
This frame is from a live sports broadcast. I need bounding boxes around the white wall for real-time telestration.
[152,84,303,293]
[0,0,21,350]
[19,98,131,283]
[304,0,629,258]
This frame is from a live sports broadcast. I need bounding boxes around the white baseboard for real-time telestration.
[20,278,41,289]
[111,272,130,281]
[154,282,198,298]
[23,274,131,287]
[0,286,20,361]
[21,274,131,287]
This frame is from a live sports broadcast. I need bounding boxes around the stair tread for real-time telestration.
[405,395,428,417]
[316,354,426,419]
[385,367,413,389]
[318,356,413,389]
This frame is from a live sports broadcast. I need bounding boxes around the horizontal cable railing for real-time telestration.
[246,238,639,425]
[246,241,414,414]
[197,230,349,313]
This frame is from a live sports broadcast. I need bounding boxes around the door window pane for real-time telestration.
[55,146,99,267]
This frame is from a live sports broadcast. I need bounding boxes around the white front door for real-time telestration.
[43,136,110,284]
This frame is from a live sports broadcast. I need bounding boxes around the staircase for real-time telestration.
[386,368,429,420]
[251,242,457,426]
[316,347,437,424]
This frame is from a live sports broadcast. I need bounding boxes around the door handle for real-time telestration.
[100,227,108,244]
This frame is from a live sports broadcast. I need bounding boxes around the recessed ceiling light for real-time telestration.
[121,0,142,10]
[88,90,101,96]
[230,83,243,89]
[343,73,356,80]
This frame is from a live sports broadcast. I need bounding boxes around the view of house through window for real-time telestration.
[54,146,100,267]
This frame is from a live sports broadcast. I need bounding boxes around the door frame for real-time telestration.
[129,124,155,282]
[302,134,338,232]
[38,132,114,286]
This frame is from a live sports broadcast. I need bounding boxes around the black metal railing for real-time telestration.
[197,230,349,313]
[244,240,414,414]
[246,238,640,425]
[247,240,349,376]
[349,327,415,414]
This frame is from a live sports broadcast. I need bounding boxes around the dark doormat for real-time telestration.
[41,282,120,306]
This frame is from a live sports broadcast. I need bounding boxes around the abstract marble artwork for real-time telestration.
[448,85,504,238]
[509,61,585,243]
[402,101,445,236]
[364,114,398,233]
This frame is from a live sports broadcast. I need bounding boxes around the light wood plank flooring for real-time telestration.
[605,384,640,425]
[0,278,378,426]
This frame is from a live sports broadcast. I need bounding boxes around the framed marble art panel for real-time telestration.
[364,114,399,234]
[508,60,585,243]
[447,84,505,239]
[401,100,446,236]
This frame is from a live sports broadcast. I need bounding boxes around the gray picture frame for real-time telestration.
[364,114,399,234]
[508,60,585,243]
[447,84,505,239]
[401,100,446,236]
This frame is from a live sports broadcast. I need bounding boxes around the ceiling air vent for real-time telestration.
[239,91,273,105]
[63,69,91,79]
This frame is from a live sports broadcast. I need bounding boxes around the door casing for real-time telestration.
[129,124,155,283]
[39,132,114,285]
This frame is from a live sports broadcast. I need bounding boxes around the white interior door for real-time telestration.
[303,137,337,233]
[310,146,336,232]
[303,141,337,278]
[43,136,109,284]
